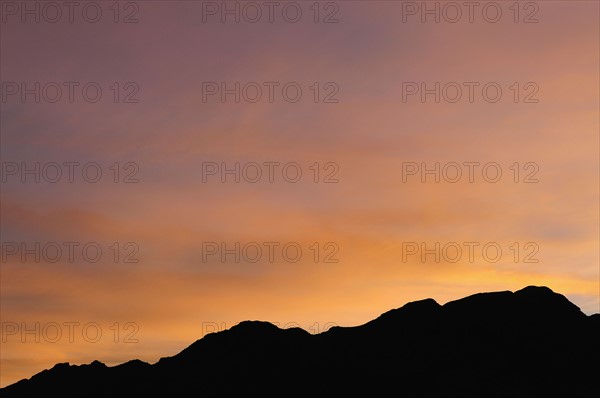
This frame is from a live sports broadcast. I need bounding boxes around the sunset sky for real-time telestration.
[1,0,599,387]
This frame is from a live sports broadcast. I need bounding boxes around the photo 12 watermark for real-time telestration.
[1,321,140,343]
[400,1,540,24]
[201,161,339,183]
[1,162,140,184]
[199,1,340,24]
[1,241,141,264]
[401,241,540,264]
[201,82,340,104]
[1,1,140,24]
[401,82,539,104]
[201,241,340,264]
[401,162,539,183]
[1,81,140,104]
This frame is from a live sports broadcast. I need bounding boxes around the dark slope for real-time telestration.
[2,286,598,397]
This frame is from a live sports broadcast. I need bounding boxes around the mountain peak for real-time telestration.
[514,285,584,318]
[516,285,555,294]
[230,320,280,332]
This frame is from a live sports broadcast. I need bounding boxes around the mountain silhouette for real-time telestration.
[2,286,598,397]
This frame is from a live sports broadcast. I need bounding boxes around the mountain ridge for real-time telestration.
[2,285,598,397]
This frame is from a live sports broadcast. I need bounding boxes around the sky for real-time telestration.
[1,0,599,388]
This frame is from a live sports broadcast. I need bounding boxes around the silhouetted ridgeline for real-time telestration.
[2,286,598,397]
